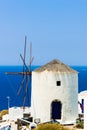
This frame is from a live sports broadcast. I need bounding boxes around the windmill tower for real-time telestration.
[6,36,34,108]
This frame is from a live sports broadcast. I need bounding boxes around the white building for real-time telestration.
[78,90,86,114]
[31,59,78,124]
[3,107,30,121]
[78,90,87,129]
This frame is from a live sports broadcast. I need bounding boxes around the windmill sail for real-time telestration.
[5,36,34,108]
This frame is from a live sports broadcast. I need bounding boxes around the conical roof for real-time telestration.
[34,59,77,73]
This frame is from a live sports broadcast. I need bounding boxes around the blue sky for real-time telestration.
[0,0,87,65]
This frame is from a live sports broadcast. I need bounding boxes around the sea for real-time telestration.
[0,65,87,111]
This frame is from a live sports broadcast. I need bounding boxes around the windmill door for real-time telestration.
[51,100,62,119]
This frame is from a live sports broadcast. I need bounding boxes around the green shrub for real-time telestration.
[34,123,71,130]
[76,118,84,129]
[75,122,84,129]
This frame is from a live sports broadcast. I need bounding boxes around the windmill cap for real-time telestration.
[33,59,78,73]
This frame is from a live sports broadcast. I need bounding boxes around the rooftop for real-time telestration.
[34,59,77,73]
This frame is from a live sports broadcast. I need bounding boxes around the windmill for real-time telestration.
[6,36,34,108]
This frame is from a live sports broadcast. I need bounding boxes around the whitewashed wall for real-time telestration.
[31,70,78,124]
[78,91,87,114]
[3,107,30,121]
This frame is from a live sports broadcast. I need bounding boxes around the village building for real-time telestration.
[31,59,78,124]
[78,90,86,114]
[3,107,30,121]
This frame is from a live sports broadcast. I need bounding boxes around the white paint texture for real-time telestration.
[31,60,78,124]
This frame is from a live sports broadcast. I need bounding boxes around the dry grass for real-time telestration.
[34,123,73,130]
[0,110,8,118]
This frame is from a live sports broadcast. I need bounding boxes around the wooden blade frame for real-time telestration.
[19,36,34,108]
[5,36,34,108]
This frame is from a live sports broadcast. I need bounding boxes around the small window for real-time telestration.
[56,81,61,86]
